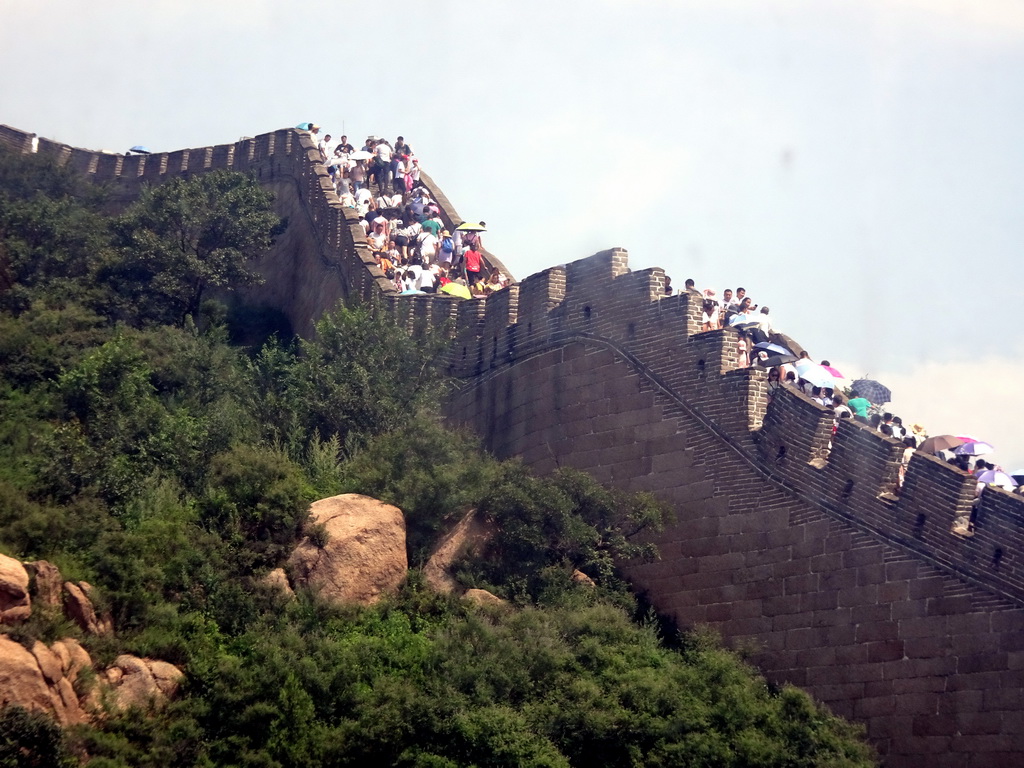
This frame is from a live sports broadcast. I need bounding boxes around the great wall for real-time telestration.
[3,124,1024,767]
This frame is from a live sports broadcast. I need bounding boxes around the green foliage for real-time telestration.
[201,445,312,573]
[467,464,672,602]
[286,301,450,452]
[0,151,876,768]
[0,705,77,768]
[105,170,283,326]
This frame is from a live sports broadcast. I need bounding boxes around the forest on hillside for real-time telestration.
[0,148,875,767]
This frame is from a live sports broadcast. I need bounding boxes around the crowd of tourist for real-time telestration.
[298,124,1021,522]
[297,123,507,297]
[675,276,1024,517]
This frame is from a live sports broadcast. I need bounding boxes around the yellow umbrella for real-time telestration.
[440,281,472,299]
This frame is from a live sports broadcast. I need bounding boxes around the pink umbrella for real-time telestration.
[821,365,844,379]
[955,441,994,456]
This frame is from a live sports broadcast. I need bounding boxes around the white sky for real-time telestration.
[3,0,1023,469]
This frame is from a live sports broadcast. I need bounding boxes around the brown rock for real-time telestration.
[0,553,31,623]
[25,560,63,608]
[56,676,85,724]
[147,660,185,698]
[0,635,97,726]
[78,582,114,635]
[64,581,112,636]
[261,567,295,598]
[423,508,494,594]
[287,494,408,606]
[31,641,62,684]
[51,638,91,685]
[0,635,53,714]
[104,655,183,711]
[463,588,508,607]
[108,655,156,710]
[572,569,596,587]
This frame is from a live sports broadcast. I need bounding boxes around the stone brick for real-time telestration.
[856,621,900,643]
[864,638,905,663]
[856,695,896,718]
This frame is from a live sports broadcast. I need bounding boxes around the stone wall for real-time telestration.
[0,124,511,338]
[6,124,1024,765]
[443,249,1024,767]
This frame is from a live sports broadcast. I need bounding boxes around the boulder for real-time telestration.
[64,581,112,636]
[261,567,295,598]
[78,582,114,635]
[463,588,508,607]
[30,642,62,685]
[572,569,596,587]
[0,635,181,725]
[147,660,185,698]
[287,494,407,606]
[106,655,156,710]
[423,508,493,594]
[50,638,91,686]
[25,560,63,608]
[105,655,184,711]
[0,635,57,716]
[0,553,31,623]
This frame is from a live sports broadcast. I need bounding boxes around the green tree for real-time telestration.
[106,170,284,326]
[0,705,78,768]
[284,301,450,452]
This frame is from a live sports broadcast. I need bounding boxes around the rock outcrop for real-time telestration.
[0,556,183,726]
[105,655,184,711]
[63,580,113,636]
[571,569,596,587]
[0,635,184,725]
[287,494,408,605]
[462,588,508,607]
[261,567,295,598]
[422,508,493,594]
[0,553,31,623]
[24,560,63,608]
[0,635,90,725]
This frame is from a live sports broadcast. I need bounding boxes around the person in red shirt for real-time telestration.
[464,246,483,285]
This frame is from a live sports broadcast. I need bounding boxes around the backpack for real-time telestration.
[441,236,454,254]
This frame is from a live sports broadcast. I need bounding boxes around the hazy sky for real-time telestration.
[3,0,1023,469]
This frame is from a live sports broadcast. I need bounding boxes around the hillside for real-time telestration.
[0,147,875,767]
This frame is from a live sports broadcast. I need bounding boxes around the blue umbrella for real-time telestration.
[955,441,994,456]
[128,145,151,154]
[850,378,892,404]
[753,341,792,356]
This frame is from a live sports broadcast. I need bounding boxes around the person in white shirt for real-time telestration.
[374,140,394,193]
[317,134,333,163]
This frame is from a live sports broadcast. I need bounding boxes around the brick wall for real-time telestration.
[7,124,1024,764]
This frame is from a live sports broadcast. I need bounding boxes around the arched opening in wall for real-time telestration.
[583,305,592,321]
[697,359,705,376]
[993,547,1004,570]
[628,322,636,340]
[527,322,532,335]
[913,513,927,539]
[776,444,787,465]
